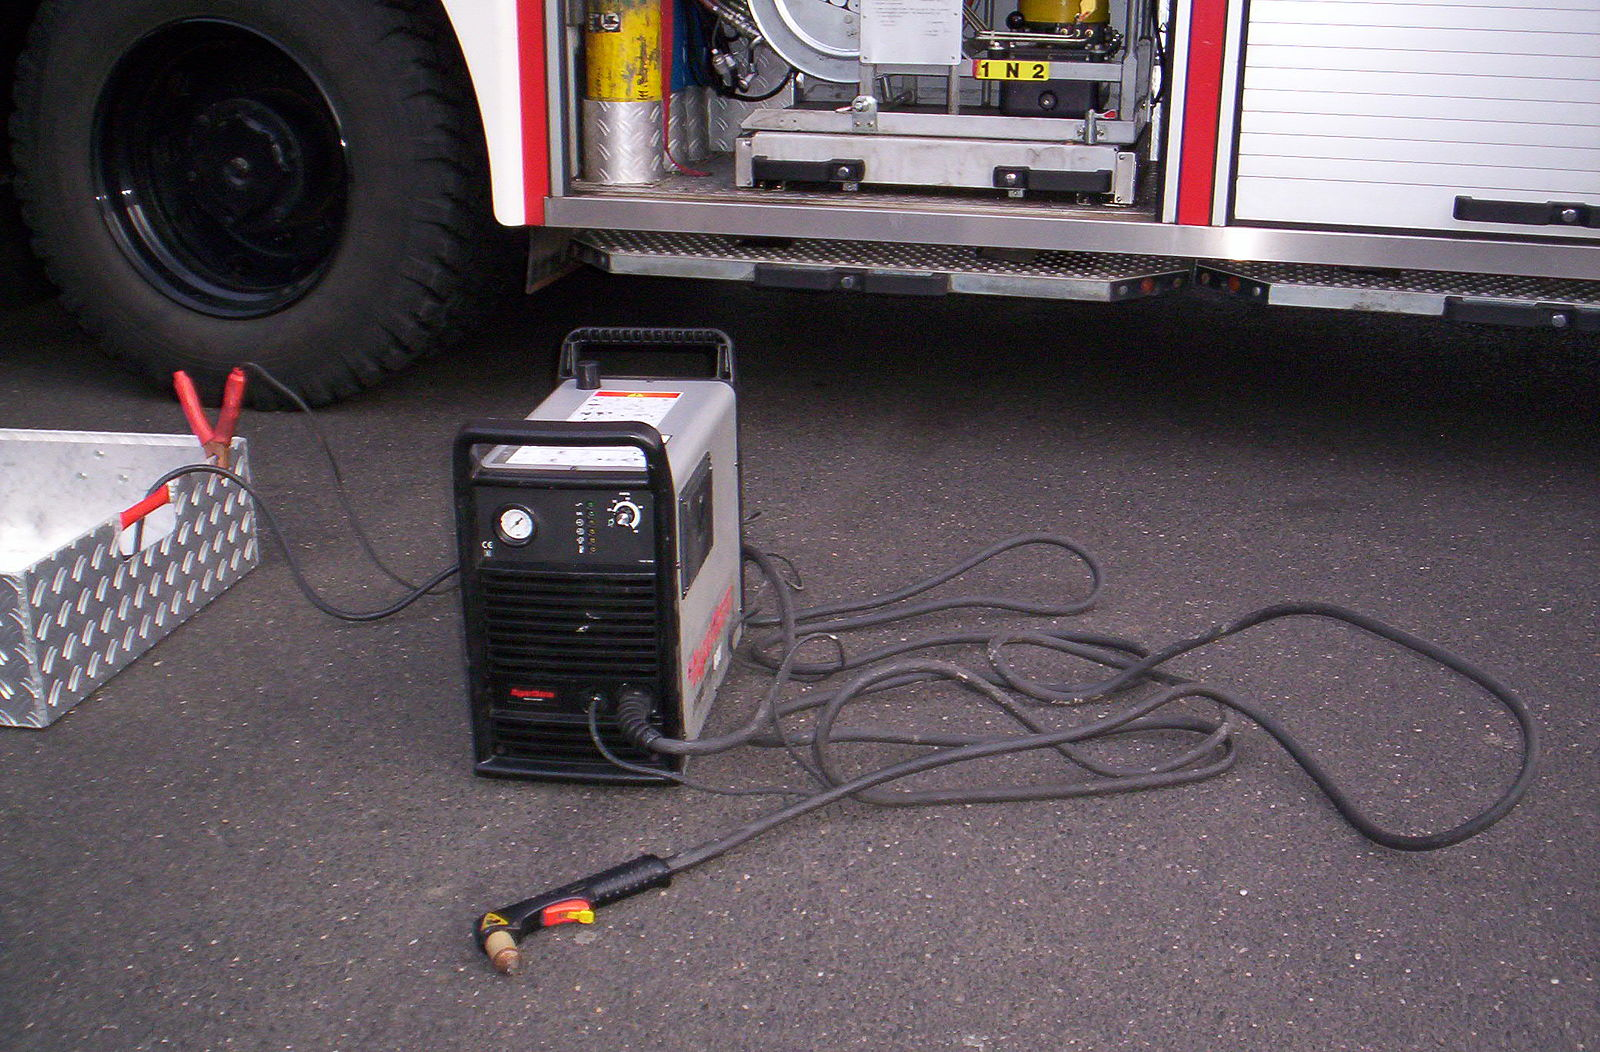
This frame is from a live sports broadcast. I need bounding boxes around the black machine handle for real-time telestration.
[452,418,670,484]
[557,327,736,384]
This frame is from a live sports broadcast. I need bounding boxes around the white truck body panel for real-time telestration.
[1233,0,1600,238]
[440,0,530,226]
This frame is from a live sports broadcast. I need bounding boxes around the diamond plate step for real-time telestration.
[1196,261,1600,331]
[573,231,1190,302]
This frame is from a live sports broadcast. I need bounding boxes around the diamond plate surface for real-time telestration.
[706,48,794,153]
[667,87,710,163]
[0,575,38,719]
[1200,260,1600,306]
[581,100,665,185]
[579,229,1185,280]
[1,440,258,728]
[710,93,794,153]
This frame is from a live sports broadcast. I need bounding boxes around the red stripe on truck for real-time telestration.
[517,0,549,224]
[1176,0,1228,226]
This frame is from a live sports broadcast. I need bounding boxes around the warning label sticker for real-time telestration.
[569,390,680,427]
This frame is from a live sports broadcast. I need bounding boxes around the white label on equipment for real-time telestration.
[505,445,647,469]
[861,0,962,66]
[502,390,681,470]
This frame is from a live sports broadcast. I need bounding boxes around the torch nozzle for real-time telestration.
[484,931,521,974]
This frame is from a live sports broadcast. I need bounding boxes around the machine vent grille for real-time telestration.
[478,567,661,678]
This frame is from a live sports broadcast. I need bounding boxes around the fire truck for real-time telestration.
[4,0,1597,403]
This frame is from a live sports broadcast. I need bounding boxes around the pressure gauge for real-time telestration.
[495,505,536,545]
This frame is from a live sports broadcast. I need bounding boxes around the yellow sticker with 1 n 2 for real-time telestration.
[974,59,1050,81]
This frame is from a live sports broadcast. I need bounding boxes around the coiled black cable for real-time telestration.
[602,537,1539,880]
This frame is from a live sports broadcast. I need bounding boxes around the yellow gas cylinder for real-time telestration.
[585,0,662,103]
[581,0,665,184]
[1019,0,1110,24]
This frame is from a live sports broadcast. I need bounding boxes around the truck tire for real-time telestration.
[10,0,514,405]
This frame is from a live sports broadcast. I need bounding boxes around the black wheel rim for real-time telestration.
[95,20,348,318]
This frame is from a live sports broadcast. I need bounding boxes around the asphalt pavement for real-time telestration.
[2,271,1597,1051]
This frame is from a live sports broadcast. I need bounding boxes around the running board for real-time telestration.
[573,231,1191,303]
[1196,261,1600,332]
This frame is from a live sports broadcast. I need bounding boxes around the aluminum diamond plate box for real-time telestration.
[0,429,258,728]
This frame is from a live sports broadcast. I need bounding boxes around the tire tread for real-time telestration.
[9,0,518,408]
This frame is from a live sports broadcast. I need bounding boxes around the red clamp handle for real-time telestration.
[214,368,247,446]
[173,370,214,444]
[120,485,172,529]
[173,368,248,465]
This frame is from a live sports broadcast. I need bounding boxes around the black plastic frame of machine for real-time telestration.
[453,328,740,785]
[455,419,678,783]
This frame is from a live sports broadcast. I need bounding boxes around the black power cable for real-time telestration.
[476,536,1539,973]
[240,361,454,595]
[141,463,457,622]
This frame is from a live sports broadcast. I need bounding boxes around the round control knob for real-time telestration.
[609,498,643,532]
[496,505,536,545]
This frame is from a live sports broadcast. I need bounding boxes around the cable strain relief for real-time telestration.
[614,686,663,748]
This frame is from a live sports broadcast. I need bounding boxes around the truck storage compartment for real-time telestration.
[561,0,1165,219]
[1230,0,1600,240]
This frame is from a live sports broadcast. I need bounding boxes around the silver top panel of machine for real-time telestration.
[480,378,736,481]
